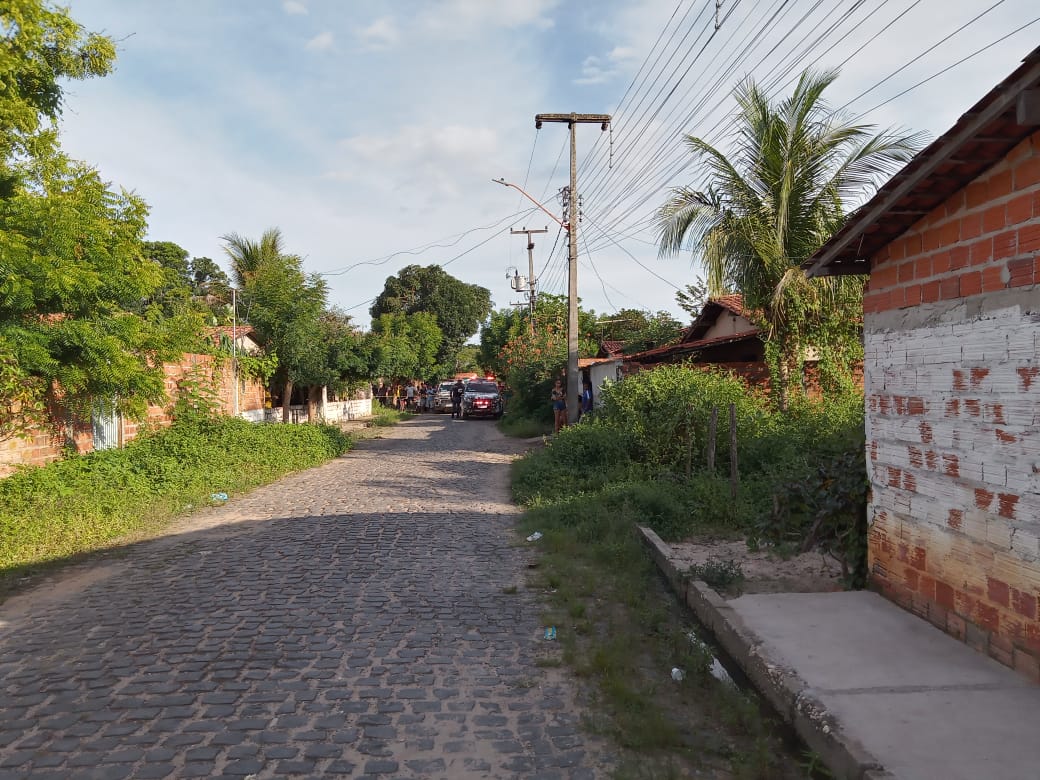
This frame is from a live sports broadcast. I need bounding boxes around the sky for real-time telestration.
[56,0,1039,328]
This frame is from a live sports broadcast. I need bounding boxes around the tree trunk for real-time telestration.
[281,379,294,423]
[776,360,790,413]
[306,386,321,422]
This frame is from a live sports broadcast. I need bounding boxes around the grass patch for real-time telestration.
[368,407,414,427]
[515,486,810,778]
[498,413,551,438]
[0,416,353,586]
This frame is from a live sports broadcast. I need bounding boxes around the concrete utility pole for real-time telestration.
[534,113,610,424]
[510,227,547,334]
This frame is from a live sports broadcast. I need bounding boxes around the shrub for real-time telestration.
[512,420,640,505]
[513,362,868,587]
[0,417,352,576]
[598,364,770,475]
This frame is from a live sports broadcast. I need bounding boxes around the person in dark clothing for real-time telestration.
[450,380,465,419]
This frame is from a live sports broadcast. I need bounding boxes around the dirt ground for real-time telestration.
[669,536,845,597]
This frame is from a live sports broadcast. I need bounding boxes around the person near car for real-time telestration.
[405,381,416,410]
[551,378,566,433]
[450,379,465,420]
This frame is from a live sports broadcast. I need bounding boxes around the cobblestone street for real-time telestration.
[0,416,611,779]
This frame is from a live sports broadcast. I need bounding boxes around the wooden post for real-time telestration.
[729,402,738,498]
[707,405,718,473]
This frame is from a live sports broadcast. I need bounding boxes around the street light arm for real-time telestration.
[493,178,567,230]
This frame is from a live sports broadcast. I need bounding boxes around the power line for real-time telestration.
[343,207,538,312]
[584,214,684,291]
[852,14,1040,119]
[322,209,533,277]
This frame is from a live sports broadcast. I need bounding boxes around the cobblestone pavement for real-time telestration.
[0,415,612,779]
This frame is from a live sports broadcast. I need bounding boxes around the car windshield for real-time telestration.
[467,382,498,394]
[439,383,454,391]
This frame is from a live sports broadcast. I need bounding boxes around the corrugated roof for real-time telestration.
[804,46,1040,278]
[625,329,761,363]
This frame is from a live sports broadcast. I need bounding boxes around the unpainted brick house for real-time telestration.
[0,328,268,477]
[804,47,1040,680]
[624,294,770,385]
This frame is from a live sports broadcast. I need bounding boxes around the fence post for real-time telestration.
[729,402,738,499]
[707,405,718,473]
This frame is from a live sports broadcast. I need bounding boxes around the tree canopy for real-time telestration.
[657,68,924,406]
[1,0,115,197]
[370,265,491,369]
[0,4,204,434]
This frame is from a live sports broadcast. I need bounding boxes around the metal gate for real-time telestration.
[91,403,120,451]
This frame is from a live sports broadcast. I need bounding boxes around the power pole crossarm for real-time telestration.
[535,113,612,130]
[510,227,547,335]
[533,112,610,425]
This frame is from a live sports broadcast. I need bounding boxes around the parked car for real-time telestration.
[462,380,503,419]
[433,381,456,413]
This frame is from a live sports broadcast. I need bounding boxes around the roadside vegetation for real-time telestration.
[512,366,858,776]
[0,406,353,587]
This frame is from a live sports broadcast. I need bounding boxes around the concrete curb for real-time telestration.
[638,526,889,780]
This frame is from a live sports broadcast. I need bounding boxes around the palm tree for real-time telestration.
[221,228,286,291]
[657,68,924,409]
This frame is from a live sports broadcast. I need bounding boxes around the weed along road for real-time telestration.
[0,415,611,779]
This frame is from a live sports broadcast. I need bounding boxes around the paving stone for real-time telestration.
[0,419,611,777]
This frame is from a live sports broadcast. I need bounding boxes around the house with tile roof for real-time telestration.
[803,46,1040,680]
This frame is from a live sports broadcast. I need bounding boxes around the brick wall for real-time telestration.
[0,354,268,477]
[863,129,1040,680]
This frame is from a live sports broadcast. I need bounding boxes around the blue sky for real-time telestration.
[57,0,1039,326]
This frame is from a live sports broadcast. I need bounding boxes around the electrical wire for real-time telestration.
[852,15,1040,119]
[342,207,538,311]
[322,209,534,277]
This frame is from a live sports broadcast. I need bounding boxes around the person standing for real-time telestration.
[450,379,465,420]
[551,378,566,434]
[405,381,416,411]
[579,379,594,421]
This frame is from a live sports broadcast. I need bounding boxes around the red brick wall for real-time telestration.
[0,354,268,477]
[863,129,1040,680]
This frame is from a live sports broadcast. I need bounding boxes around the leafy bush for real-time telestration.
[512,420,640,505]
[599,364,769,474]
[513,363,868,584]
[0,417,352,575]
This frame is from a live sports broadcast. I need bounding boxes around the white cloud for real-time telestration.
[304,31,334,51]
[336,124,501,200]
[418,0,558,37]
[282,1,307,15]
[357,17,400,50]
[575,55,610,86]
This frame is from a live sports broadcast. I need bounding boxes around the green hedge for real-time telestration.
[0,417,352,575]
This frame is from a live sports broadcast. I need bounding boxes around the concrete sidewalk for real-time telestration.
[641,527,1040,780]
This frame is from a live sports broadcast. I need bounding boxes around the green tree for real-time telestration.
[657,69,923,408]
[320,309,376,396]
[0,156,204,423]
[371,312,443,381]
[595,309,682,352]
[140,240,193,315]
[0,0,115,198]
[370,265,491,367]
[223,229,328,422]
[674,279,709,319]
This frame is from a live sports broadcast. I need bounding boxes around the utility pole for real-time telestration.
[231,287,239,417]
[510,227,547,334]
[534,113,610,424]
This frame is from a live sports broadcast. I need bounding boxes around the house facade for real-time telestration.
[804,48,1040,679]
[0,329,269,477]
[624,295,770,386]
